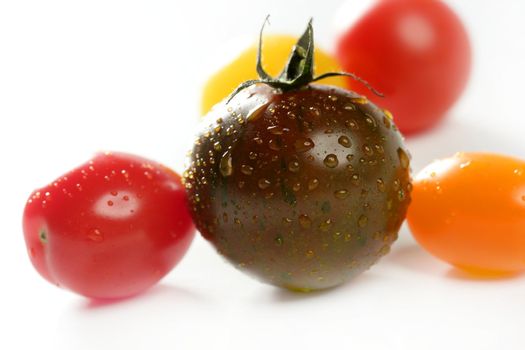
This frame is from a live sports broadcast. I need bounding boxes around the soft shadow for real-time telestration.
[385,243,445,275]
[269,273,378,303]
[78,283,209,311]
[445,267,523,282]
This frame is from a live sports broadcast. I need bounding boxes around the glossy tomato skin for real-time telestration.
[336,0,471,134]
[23,152,195,299]
[407,153,525,273]
[185,84,411,291]
[201,34,347,115]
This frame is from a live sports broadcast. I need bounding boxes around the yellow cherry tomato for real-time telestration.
[200,34,347,115]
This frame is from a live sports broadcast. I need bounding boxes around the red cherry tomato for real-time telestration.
[336,0,471,134]
[23,152,195,299]
[407,152,525,274]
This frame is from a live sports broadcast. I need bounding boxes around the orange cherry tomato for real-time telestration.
[407,152,525,274]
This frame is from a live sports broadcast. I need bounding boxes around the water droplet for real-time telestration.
[351,174,360,185]
[267,125,286,135]
[365,115,377,128]
[346,154,354,162]
[338,135,351,148]
[87,228,104,242]
[294,138,315,152]
[76,183,82,191]
[344,233,352,242]
[282,217,292,225]
[344,104,355,111]
[324,154,339,168]
[253,137,263,145]
[249,151,258,160]
[383,116,391,129]
[334,189,349,199]
[288,160,300,172]
[107,200,114,206]
[398,189,406,201]
[238,181,245,189]
[241,164,253,175]
[213,142,222,152]
[214,125,222,133]
[275,235,284,246]
[234,218,241,225]
[319,219,333,232]
[376,146,385,156]
[345,119,359,130]
[362,144,374,156]
[110,191,118,196]
[391,181,400,193]
[268,139,281,151]
[376,178,386,192]
[306,250,315,258]
[459,160,471,169]
[383,109,394,120]
[292,182,301,192]
[350,96,368,105]
[324,129,334,134]
[397,148,410,169]
[258,178,271,189]
[308,178,319,191]
[309,106,321,116]
[123,195,129,201]
[358,215,368,227]
[513,168,523,176]
[299,214,311,229]
[246,103,267,122]
[219,151,233,177]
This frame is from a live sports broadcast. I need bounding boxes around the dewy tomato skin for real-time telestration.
[407,152,525,274]
[23,152,195,299]
[336,0,471,134]
[185,19,412,291]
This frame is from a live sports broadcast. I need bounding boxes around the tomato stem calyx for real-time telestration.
[227,17,383,104]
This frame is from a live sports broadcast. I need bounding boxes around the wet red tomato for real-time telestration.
[23,152,195,299]
[336,0,471,134]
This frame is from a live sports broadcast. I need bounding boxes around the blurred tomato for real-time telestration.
[407,152,525,274]
[336,0,471,134]
[201,34,346,115]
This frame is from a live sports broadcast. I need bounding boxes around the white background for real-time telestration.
[1,1,525,349]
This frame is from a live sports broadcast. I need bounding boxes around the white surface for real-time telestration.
[1,1,525,349]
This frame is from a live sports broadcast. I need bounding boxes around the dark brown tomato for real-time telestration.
[184,84,411,291]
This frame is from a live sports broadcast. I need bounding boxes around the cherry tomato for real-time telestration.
[186,21,411,291]
[201,34,347,115]
[336,0,471,134]
[407,152,525,274]
[23,152,195,299]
